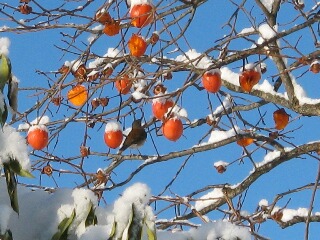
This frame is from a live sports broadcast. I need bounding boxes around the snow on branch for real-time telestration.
[172,141,320,221]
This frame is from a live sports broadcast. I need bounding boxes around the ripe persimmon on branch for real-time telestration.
[0,0,320,239]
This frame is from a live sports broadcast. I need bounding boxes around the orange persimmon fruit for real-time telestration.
[162,117,183,141]
[310,60,320,74]
[94,9,112,24]
[152,99,174,120]
[202,69,222,93]
[104,122,123,149]
[130,4,154,28]
[128,34,147,57]
[236,137,254,147]
[149,32,159,45]
[103,20,120,36]
[27,125,49,150]
[273,108,289,130]
[239,68,261,92]
[67,85,88,106]
[115,75,132,94]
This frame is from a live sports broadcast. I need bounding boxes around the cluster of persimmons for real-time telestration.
[25,1,320,154]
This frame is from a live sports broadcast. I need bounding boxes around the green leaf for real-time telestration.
[119,204,134,240]
[8,158,34,178]
[107,221,116,240]
[0,229,13,240]
[146,226,156,240]
[127,204,142,240]
[85,201,98,227]
[51,209,76,240]
[3,164,19,214]
[143,215,157,240]
[0,99,8,128]
[1,158,34,214]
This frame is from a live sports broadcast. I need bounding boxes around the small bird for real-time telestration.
[118,118,147,154]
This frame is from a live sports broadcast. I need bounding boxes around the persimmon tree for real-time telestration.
[0,0,320,239]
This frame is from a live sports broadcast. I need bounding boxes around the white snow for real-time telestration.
[0,178,252,239]
[0,125,30,170]
[195,188,224,211]
[220,66,240,86]
[152,93,171,104]
[103,63,113,71]
[0,180,98,240]
[175,49,213,69]
[112,182,153,238]
[205,68,221,76]
[0,37,10,55]
[128,0,152,8]
[28,124,48,134]
[104,47,124,58]
[71,59,83,72]
[79,225,112,240]
[259,199,269,207]
[209,94,232,117]
[18,116,50,131]
[92,24,104,31]
[208,126,240,144]
[132,71,147,92]
[259,23,278,40]
[213,160,228,168]
[165,105,188,119]
[87,70,99,77]
[63,60,72,67]
[88,58,103,69]
[310,60,319,67]
[0,204,13,232]
[72,188,98,237]
[32,115,49,125]
[132,91,148,100]
[255,150,281,168]
[260,0,274,12]
[240,63,261,73]
[190,221,250,240]
[290,73,320,104]
[222,65,320,106]
[167,48,179,54]
[157,221,250,240]
[281,208,309,222]
[238,27,255,35]
[105,121,122,133]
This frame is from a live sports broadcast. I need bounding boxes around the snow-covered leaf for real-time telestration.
[51,209,76,240]
[127,204,142,240]
[85,202,98,227]
[3,165,19,214]
[6,158,34,178]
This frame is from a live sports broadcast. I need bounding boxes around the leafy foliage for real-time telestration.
[3,158,34,214]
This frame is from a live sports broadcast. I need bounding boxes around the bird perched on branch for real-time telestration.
[118,118,147,154]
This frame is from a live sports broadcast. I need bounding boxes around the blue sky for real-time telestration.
[2,0,320,239]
